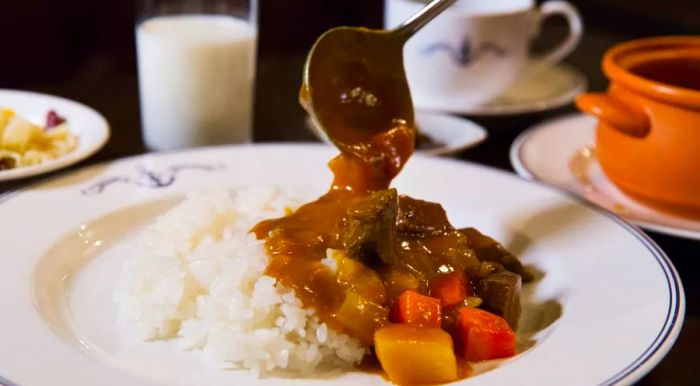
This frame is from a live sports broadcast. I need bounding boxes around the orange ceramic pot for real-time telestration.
[576,36,700,217]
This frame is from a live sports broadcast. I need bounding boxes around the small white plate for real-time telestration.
[417,63,587,116]
[510,113,700,240]
[306,110,488,156]
[0,89,110,181]
[0,144,683,386]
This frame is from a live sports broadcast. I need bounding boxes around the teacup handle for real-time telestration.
[537,1,583,65]
[576,93,650,137]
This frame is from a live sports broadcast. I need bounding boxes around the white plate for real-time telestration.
[0,89,110,181]
[0,144,684,386]
[306,111,488,156]
[417,63,587,116]
[510,113,700,240]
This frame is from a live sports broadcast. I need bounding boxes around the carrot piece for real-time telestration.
[394,290,442,327]
[430,271,471,307]
[457,307,516,361]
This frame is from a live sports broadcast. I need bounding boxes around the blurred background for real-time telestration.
[1,0,699,156]
[0,2,699,384]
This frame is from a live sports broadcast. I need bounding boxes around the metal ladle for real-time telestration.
[301,0,457,158]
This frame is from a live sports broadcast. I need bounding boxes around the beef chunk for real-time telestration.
[460,227,533,282]
[397,196,453,236]
[343,189,400,265]
[476,272,522,329]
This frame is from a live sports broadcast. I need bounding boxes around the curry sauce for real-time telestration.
[252,94,529,347]
[251,23,530,384]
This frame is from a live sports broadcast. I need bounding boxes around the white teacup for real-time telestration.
[385,0,583,110]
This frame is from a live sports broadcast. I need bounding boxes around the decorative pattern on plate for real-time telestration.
[81,163,226,195]
[422,40,506,66]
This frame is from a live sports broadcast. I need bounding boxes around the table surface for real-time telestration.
[0,4,699,385]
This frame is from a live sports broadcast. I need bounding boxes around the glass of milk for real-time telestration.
[137,0,257,150]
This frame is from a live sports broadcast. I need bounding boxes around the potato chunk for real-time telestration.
[1,115,42,152]
[374,324,458,385]
[333,291,389,346]
[330,250,386,304]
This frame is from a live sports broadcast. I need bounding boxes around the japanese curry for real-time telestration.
[252,26,532,385]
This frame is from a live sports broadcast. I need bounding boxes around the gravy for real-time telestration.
[252,25,527,353]
[630,57,700,91]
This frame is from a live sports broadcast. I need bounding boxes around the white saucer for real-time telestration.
[0,89,110,182]
[418,63,587,116]
[510,113,700,240]
[306,110,488,156]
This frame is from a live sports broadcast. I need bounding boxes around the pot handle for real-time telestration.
[575,93,650,137]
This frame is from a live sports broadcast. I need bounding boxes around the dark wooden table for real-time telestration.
[0,1,698,385]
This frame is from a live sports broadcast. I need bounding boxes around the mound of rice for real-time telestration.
[114,187,367,375]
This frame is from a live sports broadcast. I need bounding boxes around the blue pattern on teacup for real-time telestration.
[422,40,506,66]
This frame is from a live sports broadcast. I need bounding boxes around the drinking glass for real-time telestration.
[137,0,257,150]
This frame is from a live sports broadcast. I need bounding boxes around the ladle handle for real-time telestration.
[395,0,458,40]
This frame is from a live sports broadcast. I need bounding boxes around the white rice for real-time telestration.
[114,187,367,375]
